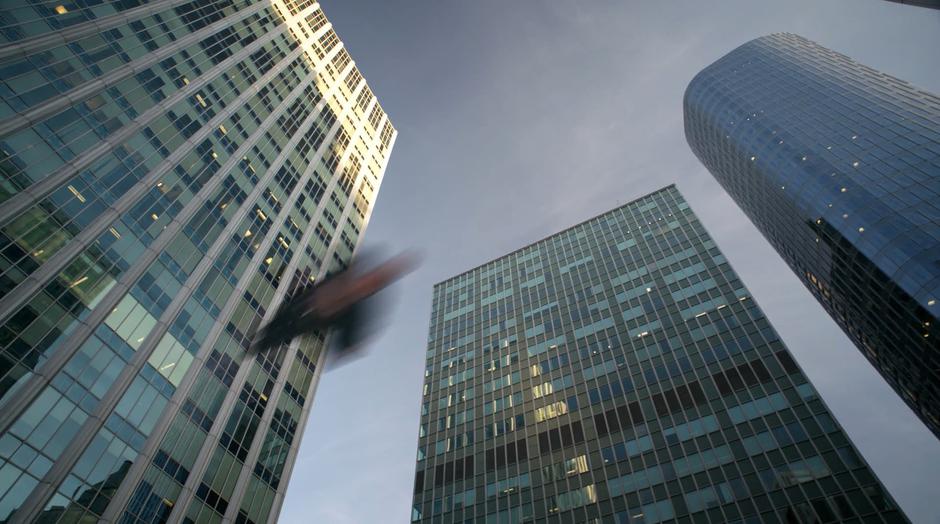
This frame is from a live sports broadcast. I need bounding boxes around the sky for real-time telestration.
[280,1,940,522]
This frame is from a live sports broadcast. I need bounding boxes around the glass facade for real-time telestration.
[412,186,907,523]
[0,2,395,523]
[683,33,940,438]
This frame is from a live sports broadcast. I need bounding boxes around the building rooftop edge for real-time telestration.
[432,183,681,289]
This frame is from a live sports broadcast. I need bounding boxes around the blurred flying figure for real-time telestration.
[250,252,416,358]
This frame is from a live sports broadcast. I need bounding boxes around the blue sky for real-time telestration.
[280,1,940,522]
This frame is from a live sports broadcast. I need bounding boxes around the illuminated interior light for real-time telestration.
[928,299,936,306]
[218,124,227,134]
[852,161,859,167]
[182,77,189,85]
[840,187,847,192]
[816,219,822,224]
[843,213,849,219]
[69,276,89,288]
[156,181,163,188]
[646,287,652,292]
[260,394,268,401]
[851,135,857,139]
[256,209,267,221]
[244,229,252,237]
[151,213,159,220]
[858,227,865,232]
[211,151,218,159]
[717,304,727,309]
[33,249,44,257]
[278,237,290,248]
[195,94,207,107]
[801,156,807,161]
[695,311,708,318]
[265,257,273,264]
[750,156,756,161]
[55,5,68,14]
[67,185,86,203]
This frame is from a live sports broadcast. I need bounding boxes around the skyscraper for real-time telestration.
[0,2,395,522]
[412,186,906,523]
[683,33,940,438]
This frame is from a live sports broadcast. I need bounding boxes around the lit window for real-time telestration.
[55,5,68,14]
[801,156,807,161]
[858,227,864,233]
[67,185,86,203]
[244,229,253,237]
[840,187,847,192]
[750,156,756,161]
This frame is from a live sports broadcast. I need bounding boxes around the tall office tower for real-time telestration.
[0,1,395,522]
[683,33,940,438]
[411,186,906,523]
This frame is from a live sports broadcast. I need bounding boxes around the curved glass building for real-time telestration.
[0,1,395,522]
[684,33,940,438]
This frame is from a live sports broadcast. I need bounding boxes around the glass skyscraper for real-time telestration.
[683,33,940,438]
[0,1,394,523]
[412,186,906,523]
